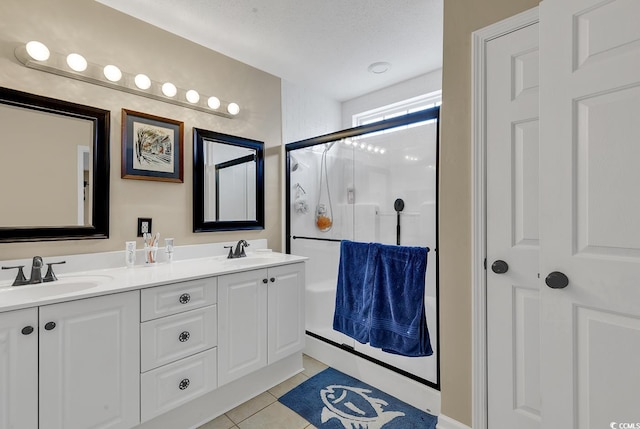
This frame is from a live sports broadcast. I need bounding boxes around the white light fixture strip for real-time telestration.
[14,42,240,119]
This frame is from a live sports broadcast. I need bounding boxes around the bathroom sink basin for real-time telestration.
[0,275,112,301]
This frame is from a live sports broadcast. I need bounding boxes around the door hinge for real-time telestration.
[484,258,487,270]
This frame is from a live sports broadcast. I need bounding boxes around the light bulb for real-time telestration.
[66,53,87,72]
[134,74,151,90]
[380,149,386,154]
[227,102,240,115]
[103,65,122,82]
[207,96,220,109]
[186,89,200,104]
[162,82,177,97]
[367,145,373,151]
[25,41,50,61]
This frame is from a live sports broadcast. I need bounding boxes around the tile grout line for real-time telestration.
[226,391,279,425]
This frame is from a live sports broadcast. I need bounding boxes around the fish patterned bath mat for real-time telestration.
[279,367,437,429]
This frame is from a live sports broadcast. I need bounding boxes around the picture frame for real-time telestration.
[121,109,184,182]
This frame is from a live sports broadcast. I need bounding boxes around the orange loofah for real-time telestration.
[316,215,332,230]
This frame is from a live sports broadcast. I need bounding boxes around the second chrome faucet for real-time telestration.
[224,240,250,259]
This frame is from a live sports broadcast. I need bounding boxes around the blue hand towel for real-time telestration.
[368,243,433,357]
[333,240,375,343]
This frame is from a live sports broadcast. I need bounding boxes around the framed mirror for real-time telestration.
[193,128,264,232]
[0,87,110,242]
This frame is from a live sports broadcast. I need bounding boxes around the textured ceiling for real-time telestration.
[96,0,443,101]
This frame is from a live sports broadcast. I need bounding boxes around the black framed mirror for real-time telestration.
[0,87,110,242]
[193,128,264,232]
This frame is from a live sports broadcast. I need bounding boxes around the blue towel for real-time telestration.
[333,240,375,343]
[333,240,433,357]
[368,243,432,357]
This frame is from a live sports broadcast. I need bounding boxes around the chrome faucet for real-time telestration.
[29,256,44,284]
[224,240,250,259]
[2,256,66,286]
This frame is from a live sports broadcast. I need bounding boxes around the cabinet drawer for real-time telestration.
[141,305,217,372]
[141,277,217,321]
[140,348,217,422]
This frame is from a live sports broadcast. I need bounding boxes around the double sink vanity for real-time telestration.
[0,244,306,429]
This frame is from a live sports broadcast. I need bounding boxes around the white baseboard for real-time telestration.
[437,414,472,429]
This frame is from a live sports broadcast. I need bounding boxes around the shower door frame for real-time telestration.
[285,106,441,390]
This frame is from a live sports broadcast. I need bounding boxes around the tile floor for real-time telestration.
[197,354,328,429]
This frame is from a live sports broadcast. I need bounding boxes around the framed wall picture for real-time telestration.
[121,109,184,182]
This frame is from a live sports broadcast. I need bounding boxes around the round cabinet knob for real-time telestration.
[178,331,190,342]
[21,326,34,335]
[44,322,56,331]
[179,293,191,304]
[270,277,275,283]
[178,378,190,390]
[262,278,268,284]
[545,271,569,289]
[491,260,509,274]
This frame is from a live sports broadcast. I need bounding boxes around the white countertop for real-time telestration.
[0,252,307,313]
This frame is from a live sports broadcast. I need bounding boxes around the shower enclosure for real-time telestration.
[286,107,439,388]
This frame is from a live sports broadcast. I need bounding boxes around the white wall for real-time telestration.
[281,80,342,144]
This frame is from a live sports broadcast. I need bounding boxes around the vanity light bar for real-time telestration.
[14,41,240,119]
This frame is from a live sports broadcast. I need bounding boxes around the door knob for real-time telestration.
[491,260,509,274]
[545,271,569,289]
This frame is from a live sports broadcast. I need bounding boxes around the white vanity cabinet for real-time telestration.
[0,308,38,429]
[0,291,140,429]
[139,277,218,422]
[0,249,306,429]
[39,291,141,429]
[217,262,305,386]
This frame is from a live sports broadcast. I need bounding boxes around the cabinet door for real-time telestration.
[268,263,305,363]
[0,308,38,429]
[39,291,140,429]
[217,269,268,386]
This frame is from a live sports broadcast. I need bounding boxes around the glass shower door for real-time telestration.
[287,107,439,386]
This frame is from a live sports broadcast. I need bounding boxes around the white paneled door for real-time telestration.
[486,22,540,429]
[540,0,640,428]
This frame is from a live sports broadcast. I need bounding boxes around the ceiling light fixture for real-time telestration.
[14,41,239,118]
[367,62,391,74]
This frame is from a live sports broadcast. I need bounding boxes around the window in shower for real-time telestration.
[352,90,442,126]
[285,106,440,389]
